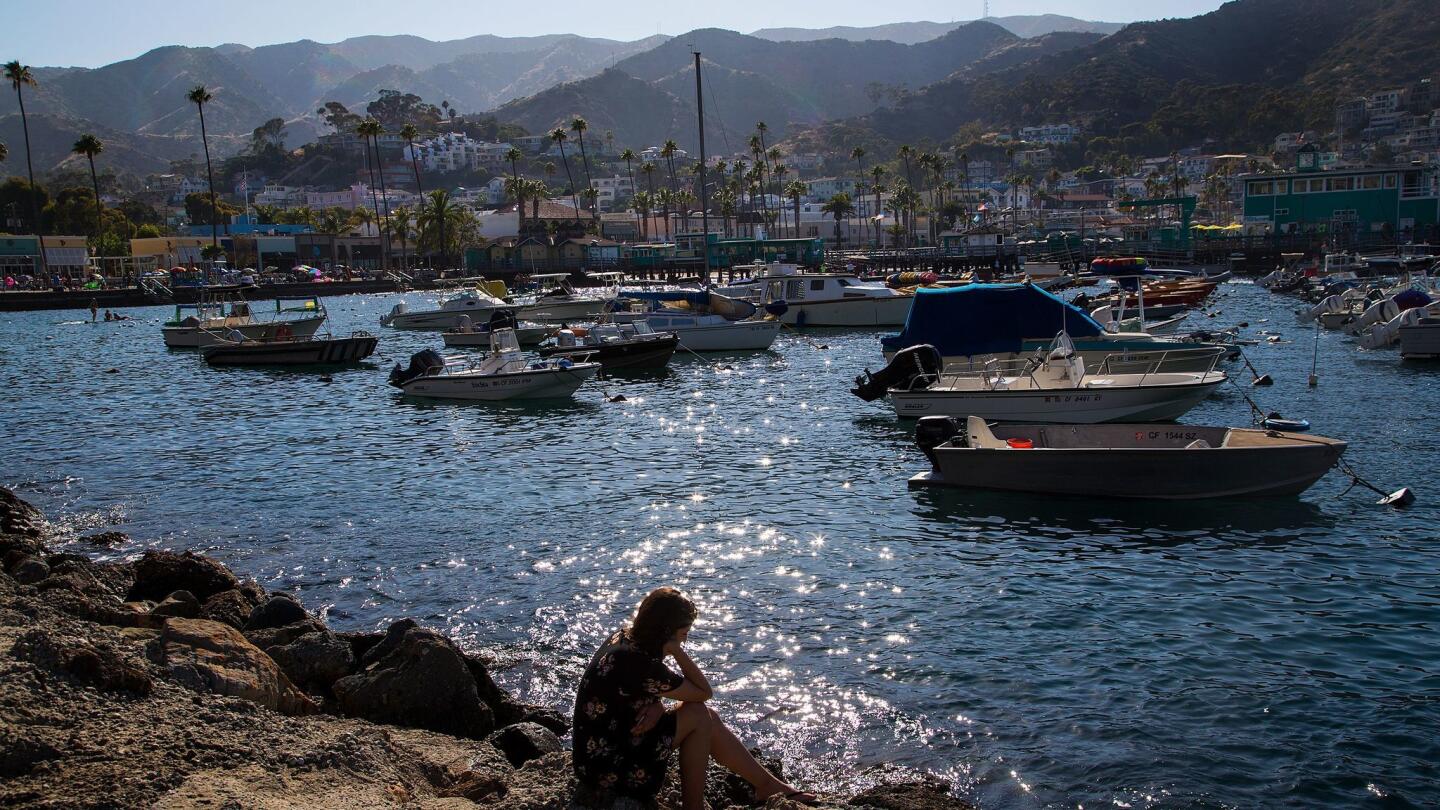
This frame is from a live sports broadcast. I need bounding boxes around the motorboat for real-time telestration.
[855,335,1226,422]
[388,328,600,401]
[162,293,326,348]
[538,321,679,371]
[908,416,1346,499]
[381,286,511,329]
[1399,317,1440,359]
[1357,301,1440,349]
[511,272,618,323]
[611,291,781,351]
[717,262,914,326]
[881,284,1228,374]
[200,331,378,366]
[442,312,554,347]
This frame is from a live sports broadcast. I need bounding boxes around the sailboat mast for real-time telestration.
[694,50,709,284]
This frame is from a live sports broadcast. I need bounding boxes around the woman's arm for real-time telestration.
[659,641,713,702]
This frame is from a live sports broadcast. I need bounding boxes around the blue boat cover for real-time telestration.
[880,283,1104,356]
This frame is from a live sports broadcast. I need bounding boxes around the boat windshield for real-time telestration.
[490,328,521,354]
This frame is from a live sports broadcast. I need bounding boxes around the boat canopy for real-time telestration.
[880,283,1104,356]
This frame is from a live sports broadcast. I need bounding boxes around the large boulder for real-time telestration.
[244,617,329,651]
[201,588,258,629]
[266,631,355,695]
[333,625,494,739]
[357,618,418,669]
[10,555,49,585]
[150,589,202,618]
[0,487,45,539]
[244,593,309,631]
[147,617,317,715]
[488,722,562,767]
[128,550,238,602]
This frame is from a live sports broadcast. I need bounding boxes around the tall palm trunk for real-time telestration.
[362,138,382,269]
[575,132,594,220]
[12,86,47,275]
[510,157,523,230]
[408,142,424,196]
[372,135,392,271]
[198,105,219,252]
[625,157,637,236]
[86,154,103,247]
[557,143,580,218]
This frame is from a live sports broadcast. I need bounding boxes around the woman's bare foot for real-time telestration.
[756,784,819,806]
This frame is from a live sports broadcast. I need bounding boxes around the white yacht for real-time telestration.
[717,263,913,326]
[381,287,510,330]
[610,290,780,351]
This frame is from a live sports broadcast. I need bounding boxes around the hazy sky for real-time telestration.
[3,0,1228,68]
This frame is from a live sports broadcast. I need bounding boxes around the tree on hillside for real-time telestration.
[250,118,287,154]
[570,117,595,221]
[368,90,441,132]
[183,192,239,227]
[549,128,581,217]
[5,60,47,272]
[821,192,854,244]
[71,134,105,247]
[400,123,425,196]
[317,102,362,134]
[187,84,220,252]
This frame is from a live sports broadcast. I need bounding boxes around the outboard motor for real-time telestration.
[388,348,446,388]
[914,416,963,467]
[851,344,943,401]
[488,308,518,330]
[381,301,409,325]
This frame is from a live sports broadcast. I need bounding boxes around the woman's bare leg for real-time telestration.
[671,702,713,810]
[705,708,815,802]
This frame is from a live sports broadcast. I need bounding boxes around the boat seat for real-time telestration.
[966,416,1009,449]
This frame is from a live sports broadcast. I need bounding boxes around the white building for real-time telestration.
[1019,124,1080,144]
[405,133,515,173]
[805,177,857,199]
[254,184,308,207]
[305,185,370,210]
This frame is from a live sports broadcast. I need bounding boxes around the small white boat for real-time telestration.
[909,416,1346,499]
[1399,317,1440,359]
[717,263,913,326]
[163,294,326,348]
[512,273,617,323]
[857,335,1226,423]
[381,287,510,330]
[388,328,600,401]
[611,291,780,351]
[441,314,554,347]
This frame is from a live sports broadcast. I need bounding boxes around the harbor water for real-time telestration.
[2,281,1437,808]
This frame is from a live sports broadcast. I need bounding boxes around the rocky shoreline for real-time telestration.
[0,488,964,810]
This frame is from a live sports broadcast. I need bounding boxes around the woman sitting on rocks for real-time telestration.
[573,587,817,808]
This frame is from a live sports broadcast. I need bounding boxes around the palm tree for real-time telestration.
[570,117,596,220]
[785,180,807,241]
[869,165,886,248]
[772,163,790,236]
[619,148,638,236]
[187,84,221,253]
[317,207,348,236]
[660,140,679,235]
[399,123,424,196]
[821,193,854,245]
[355,119,386,269]
[71,134,106,247]
[357,118,391,270]
[632,190,652,240]
[898,145,916,243]
[549,128,580,217]
[525,179,549,223]
[640,162,657,238]
[417,189,466,270]
[390,204,413,269]
[505,146,525,228]
[5,61,47,274]
[850,147,866,244]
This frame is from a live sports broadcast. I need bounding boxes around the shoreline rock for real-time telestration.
[0,487,969,809]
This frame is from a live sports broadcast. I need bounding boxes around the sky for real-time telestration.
[2,0,1228,68]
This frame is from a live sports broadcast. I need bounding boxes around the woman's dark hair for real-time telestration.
[627,587,697,656]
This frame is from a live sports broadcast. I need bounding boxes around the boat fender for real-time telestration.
[1005,438,1034,449]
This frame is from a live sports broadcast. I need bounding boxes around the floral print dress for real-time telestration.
[573,629,686,802]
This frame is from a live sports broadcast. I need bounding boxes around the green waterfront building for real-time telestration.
[1241,144,1439,240]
